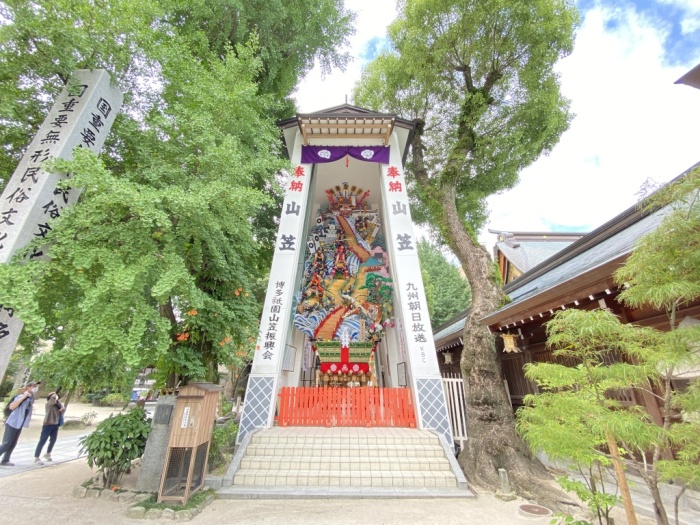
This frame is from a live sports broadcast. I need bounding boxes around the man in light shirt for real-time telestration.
[0,380,41,466]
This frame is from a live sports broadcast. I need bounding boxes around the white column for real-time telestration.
[380,133,454,445]
[238,131,311,442]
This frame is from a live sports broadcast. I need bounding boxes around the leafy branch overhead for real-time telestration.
[0,0,355,388]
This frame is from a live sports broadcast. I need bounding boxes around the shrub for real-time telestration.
[220,393,233,415]
[0,379,13,399]
[80,407,151,487]
[102,392,128,407]
[80,411,98,426]
[84,391,107,405]
[209,420,238,470]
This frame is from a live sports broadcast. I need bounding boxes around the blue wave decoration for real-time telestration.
[293,307,329,338]
[337,314,362,341]
[347,253,360,276]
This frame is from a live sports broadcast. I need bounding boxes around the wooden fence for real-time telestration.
[277,386,416,428]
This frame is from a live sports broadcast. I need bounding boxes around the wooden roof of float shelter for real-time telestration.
[278,104,417,164]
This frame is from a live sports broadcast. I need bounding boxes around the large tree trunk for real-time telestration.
[409,120,570,510]
[440,183,567,507]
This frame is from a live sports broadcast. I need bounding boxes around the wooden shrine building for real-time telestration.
[435,162,700,423]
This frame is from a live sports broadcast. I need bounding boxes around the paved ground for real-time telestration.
[0,402,125,477]
[0,404,673,524]
[1,458,652,525]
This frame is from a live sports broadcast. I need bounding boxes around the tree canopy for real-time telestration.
[0,0,355,389]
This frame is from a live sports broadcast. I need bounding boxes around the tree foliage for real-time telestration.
[616,168,700,318]
[0,0,355,389]
[417,239,471,328]
[519,169,700,525]
[354,0,577,238]
[353,0,579,498]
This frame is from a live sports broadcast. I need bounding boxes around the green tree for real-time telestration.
[0,0,355,389]
[518,169,700,525]
[519,309,659,525]
[417,239,471,328]
[614,167,700,525]
[354,0,578,499]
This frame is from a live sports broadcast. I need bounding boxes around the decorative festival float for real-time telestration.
[237,105,453,445]
[293,181,394,388]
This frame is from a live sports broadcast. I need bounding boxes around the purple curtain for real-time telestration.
[301,146,390,164]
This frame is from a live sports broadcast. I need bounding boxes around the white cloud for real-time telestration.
[480,5,700,245]
[659,0,700,14]
[293,1,397,112]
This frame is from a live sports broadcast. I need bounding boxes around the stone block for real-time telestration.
[119,491,135,503]
[161,508,175,520]
[145,508,163,520]
[86,488,102,498]
[105,490,122,502]
[174,509,193,521]
[72,486,87,498]
[132,492,153,503]
[136,395,177,492]
[126,507,146,519]
[204,476,222,489]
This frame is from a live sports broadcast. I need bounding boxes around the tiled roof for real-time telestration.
[435,160,700,336]
[504,207,669,308]
[497,240,575,274]
[433,315,467,343]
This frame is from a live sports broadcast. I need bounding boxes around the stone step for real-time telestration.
[217,486,474,500]
[218,427,471,496]
[232,469,459,488]
[244,443,445,458]
[251,432,437,446]
[240,455,452,472]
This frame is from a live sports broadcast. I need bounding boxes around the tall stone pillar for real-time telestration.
[379,134,454,446]
[0,70,123,381]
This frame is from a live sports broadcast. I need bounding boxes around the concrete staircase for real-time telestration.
[217,427,471,499]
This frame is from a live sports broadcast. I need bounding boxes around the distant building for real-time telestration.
[489,230,586,285]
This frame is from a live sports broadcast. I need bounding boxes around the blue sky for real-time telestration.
[579,0,700,66]
[295,0,700,247]
[356,0,700,67]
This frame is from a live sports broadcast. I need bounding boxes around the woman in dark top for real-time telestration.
[33,392,64,465]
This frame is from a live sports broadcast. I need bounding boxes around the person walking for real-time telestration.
[0,380,41,466]
[33,391,64,465]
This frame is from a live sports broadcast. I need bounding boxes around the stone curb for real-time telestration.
[425,429,469,490]
[73,484,215,521]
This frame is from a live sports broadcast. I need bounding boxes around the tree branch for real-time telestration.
[411,118,429,188]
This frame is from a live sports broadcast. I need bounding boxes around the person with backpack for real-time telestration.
[0,380,41,466]
[33,390,65,464]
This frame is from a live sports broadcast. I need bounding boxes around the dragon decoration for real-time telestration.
[293,182,394,387]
